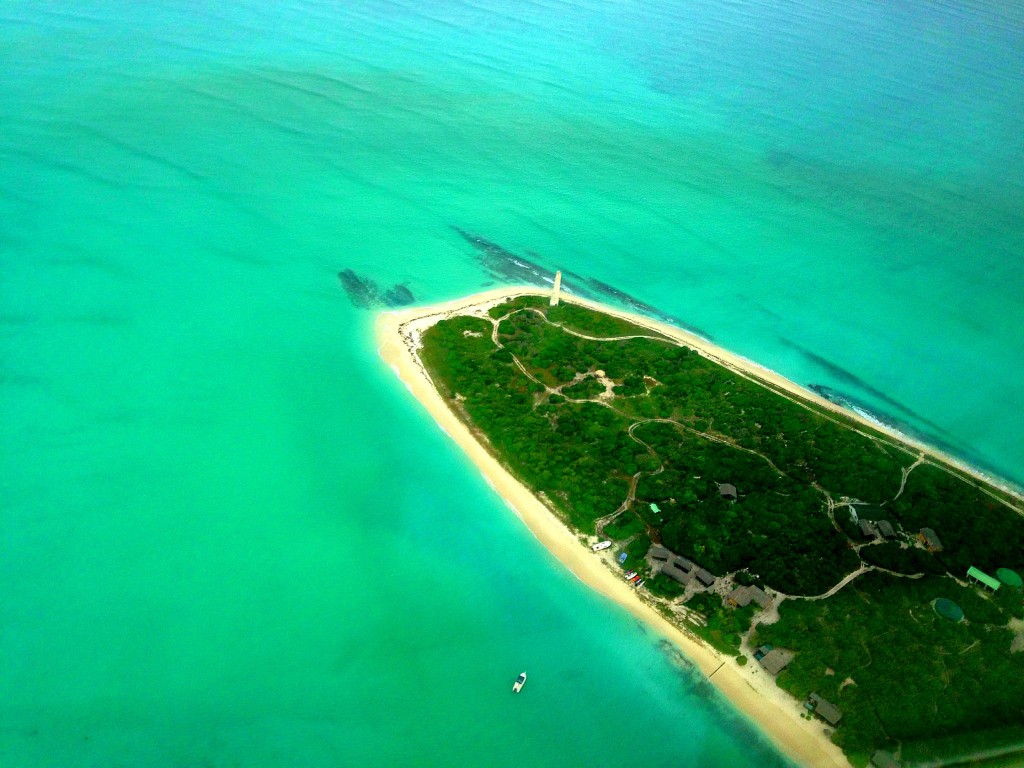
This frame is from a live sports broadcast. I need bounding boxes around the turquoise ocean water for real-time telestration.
[2,1,1022,765]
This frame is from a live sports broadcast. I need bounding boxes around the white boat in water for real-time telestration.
[512,672,527,693]
[591,540,612,551]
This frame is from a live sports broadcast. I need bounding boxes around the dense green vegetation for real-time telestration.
[633,421,859,594]
[493,301,911,506]
[422,297,1024,583]
[858,540,946,575]
[426,298,906,592]
[891,464,1024,575]
[418,294,1024,762]
[685,591,756,655]
[752,573,1024,761]
[545,302,669,339]
[421,314,630,527]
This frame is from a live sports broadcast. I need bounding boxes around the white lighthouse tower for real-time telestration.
[550,270,562,306]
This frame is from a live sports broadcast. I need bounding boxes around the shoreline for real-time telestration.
[375,286,1018,768]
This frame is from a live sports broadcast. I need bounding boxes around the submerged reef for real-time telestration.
[451,226,710,338]
[382,284,415,307]
[337,269,415,309]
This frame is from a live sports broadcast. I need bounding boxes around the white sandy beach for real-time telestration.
[375,286,1019,768]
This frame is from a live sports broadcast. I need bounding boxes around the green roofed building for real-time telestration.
[649,503,661,514]
[997,568,1023,589]
[966,566,1000,592]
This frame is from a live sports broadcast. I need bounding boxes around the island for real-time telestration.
[377,286,1024,768]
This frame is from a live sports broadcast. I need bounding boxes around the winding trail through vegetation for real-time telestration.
[592,422,662,535]
[894,454,926,500]
[493,306,913,597]
[486,302,1015,610]
[498,302,1024,523]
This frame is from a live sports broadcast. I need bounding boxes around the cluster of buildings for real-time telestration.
[858,516,1022,596]
[647,545,717,588]
[638,495,1021,758]
[857,517,897,540]
[644,488,742,591]
[853,510,945,554]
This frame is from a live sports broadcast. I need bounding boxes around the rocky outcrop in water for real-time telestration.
[382,284,415,307]
[337,269,415,309]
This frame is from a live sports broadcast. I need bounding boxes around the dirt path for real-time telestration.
[593,422,663,534]
[490,304,943,602]
[538,297,1024,518]
[493,307,809,534]
[894,454,926,500]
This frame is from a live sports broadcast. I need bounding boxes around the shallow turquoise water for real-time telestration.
[2,1,1022,765]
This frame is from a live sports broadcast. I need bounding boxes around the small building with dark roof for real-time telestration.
[695,568,716,587]
[672,556,694,572]
[661,563,692,585]
[747,585,771,608]
[648,545,672,561]
[727,586,753,607]
[807,693,843,726]
[753,644,772,661]
[919,528,943,552]
[727,585,772,609]
[758,649,794,675]
[718,483,737,500]
[877,520,896,539]
[858,519,876,538]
